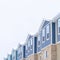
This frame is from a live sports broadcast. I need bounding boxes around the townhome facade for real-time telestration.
[25,34,38,60]
[37,20,57,60]
[4,14,60,60]
[7,54,12,60]
[53,14,60,60]
[4,58,8,60]
[12,50,17,60]
[17,44,25,60]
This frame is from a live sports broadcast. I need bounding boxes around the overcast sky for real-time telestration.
[0,0,60,60]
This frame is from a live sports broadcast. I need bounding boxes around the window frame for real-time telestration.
[44,51,48,59]
[37,34,41,47]
[42,28,45,43]
[58,19,60,34]
[30,38,33,45]
[46,24,50,40]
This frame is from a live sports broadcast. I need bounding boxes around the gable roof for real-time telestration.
[24,34,33,45]
[53,13,60,21]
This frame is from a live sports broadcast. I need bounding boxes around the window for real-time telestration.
[46,25,50,40]
[42,28,45,43]
[58,19,60,34]
[28,41,30,47]
[38,35,41,46]
[20,47,22,52]
[44,51,48,59]
[26,45,27,50]
[31,38,32,45]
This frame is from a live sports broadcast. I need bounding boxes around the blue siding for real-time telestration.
[42,24,51,49]
[42,21,49,28]
[52,23,56,44]
[37,21,51,53]
[58,35,60,42]
[26,35,33,57]
[12,50,17,60]
[8,55,12,60]
[17,45,25,60]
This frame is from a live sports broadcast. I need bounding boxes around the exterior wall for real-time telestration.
[56,43,60,60]
[8,55,12,60]
[54,14,60,60]
[37,21,51,53]
[37,45,56,60]
[17,45,24,60]
[27,54,38,60]
[25,35,33,58]
[12,50,17,60]
[4,58,8,60]
[5,14,60,60]
[25,36,37,60]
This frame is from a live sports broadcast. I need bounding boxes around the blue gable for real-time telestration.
[17,45,24,60]
[42,21,49,28]
[37,21,51,53]
[41,23,51,48]
[8,54,12,60]
[27,35,33,56]
[12,50,17,60]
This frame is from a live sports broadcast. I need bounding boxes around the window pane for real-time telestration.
[59,27,60,33]
[47,33,49,39]
[42,29,45,36]
[58,19,60,33]
[42,37,45,41]
[44,51,48,59]
[31,38,32,45]
[42,28,45,42]
[46,25,49,33]
[46,25,49,39]
[28,41,30,47]
[46,51,48,58]
[38,35,40,46]
[58,19,60,27]
[26,45,27,50]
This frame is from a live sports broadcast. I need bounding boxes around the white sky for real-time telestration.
[0,0,60,60]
